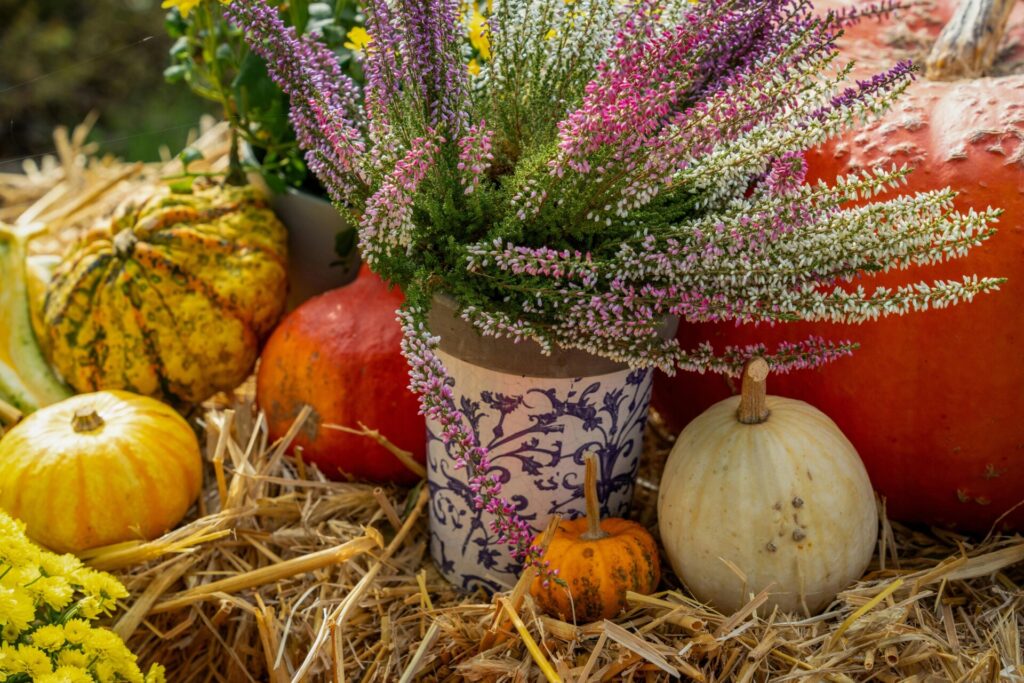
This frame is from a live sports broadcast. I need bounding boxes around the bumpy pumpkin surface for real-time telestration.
[42,183,288,405]
[0,390,203,554]
[530,454,660,623]
[654,0,1024,532]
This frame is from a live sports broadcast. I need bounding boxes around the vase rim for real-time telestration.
[427,292,678,378]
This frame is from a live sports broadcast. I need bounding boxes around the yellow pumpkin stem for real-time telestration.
[580,452,608,541]
[925,0,1015,80]
[737,357,770,425]
[72,409,106,433]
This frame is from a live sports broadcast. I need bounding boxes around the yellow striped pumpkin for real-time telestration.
[41,183,288,405]
[0,391,202,554]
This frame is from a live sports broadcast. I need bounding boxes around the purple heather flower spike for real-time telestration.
[225,1,367,203]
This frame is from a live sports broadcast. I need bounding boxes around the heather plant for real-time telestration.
[226,0,1002,577]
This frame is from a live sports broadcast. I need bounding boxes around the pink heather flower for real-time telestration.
[360,135,441,264]
[456,122,495,195]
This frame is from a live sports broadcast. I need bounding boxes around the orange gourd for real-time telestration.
[0,391,202,554]
[256,265,426,484]
[530,453,660,623]
[654,0,1024,532]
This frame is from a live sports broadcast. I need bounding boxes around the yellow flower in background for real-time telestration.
[161,0,202,17]
[146,664,168,683]
[161,0,230,18]
[468,58,481,76]
[344,26,372,55]
[468,10,491,60]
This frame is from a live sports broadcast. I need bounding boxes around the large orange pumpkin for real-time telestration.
[256,265,426,484]
[654,0,1024,532]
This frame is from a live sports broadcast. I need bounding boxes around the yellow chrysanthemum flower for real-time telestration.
[145,664,168,683]
[73,568,128,609]
[0,535,38,567]
[57,648,90,669]
[0,585,35,635]
[0,511,158,680]
[31,624,66,651]
[62,619,91,646]
[82,627,131,659]
[39,552,83,579]
[38,667,96,683]
[0,642,19,674]
[344,26,371,55]
[18,644,54,677]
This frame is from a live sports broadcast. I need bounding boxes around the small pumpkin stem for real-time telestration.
[737,357,771,425]
[580,452,608,541]
[113,229,138,258]
[925,0,1015,80]
[72,409,105,433]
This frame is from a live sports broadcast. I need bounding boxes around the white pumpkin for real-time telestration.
[658,358,877,615]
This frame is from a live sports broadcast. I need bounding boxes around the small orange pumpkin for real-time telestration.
[530,453,660,623]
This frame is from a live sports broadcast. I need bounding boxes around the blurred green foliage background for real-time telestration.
[0,0,215,170]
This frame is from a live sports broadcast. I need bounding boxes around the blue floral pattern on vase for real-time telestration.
[427,350,654,592]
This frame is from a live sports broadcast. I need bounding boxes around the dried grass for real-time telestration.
[85,390,1023,682]
[11,118,1023,682]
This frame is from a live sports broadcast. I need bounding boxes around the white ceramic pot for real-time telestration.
[269,189,361,310]
[425,296,677,592]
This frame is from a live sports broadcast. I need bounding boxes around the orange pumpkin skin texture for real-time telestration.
[256,265,426,484]
[654,0,1024,532]
[530,516,660,623]
[0,391,202,554]
[42,183,288,406]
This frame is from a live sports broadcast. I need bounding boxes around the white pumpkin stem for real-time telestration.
[737,357,771,425]
[925,0,1015,80]
[580,452,608,541]
[72,409,105,433]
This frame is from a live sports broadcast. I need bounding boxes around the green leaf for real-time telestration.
[164,10,187,38]
[232,53,279,110]
[169,36,190,60]
[309,3,333,20]
[177,147,204,173]
[262,169,288,195]
[215,43,234,63]
[163,64,189,84]
[289,0,311,33]
[168,177,196,193]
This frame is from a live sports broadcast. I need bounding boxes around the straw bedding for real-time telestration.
[5,121,1023,682]
[79,390,1021,683]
